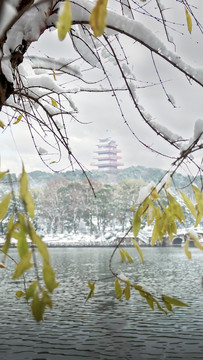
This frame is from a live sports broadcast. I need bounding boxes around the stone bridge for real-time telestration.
[118,228,203,247]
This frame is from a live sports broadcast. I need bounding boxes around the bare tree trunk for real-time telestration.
[0,70,14,110]
[0,0,34,110]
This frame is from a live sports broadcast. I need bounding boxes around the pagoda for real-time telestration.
[91,138,123,172]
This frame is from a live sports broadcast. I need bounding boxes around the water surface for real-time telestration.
[0,247,203,360]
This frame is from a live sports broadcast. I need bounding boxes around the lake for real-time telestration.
[0,247,203,360]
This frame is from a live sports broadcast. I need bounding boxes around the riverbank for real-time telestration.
[0,228,202,248]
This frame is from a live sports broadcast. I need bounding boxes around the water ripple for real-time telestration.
[0,247,203,359]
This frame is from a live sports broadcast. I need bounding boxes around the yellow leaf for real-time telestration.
[184,238,191,259]
[43,262,59,293]
[151,219,161,246]
[121,249,133,263]
[16,228,29,259]
[25,280,38,300]
[195,213,202,228]
[20,165,28,200]
[150,186,159,200]
[192,185,203,209]
[138,289,147,299]
[53,71,56,80]
[0,171,8,181]
[131,238,144,264]
[89,0,108,37]
[13,114,23,125]
[0,193,11,220]
[51,98,58,107]
[25,191,35,218]
[163,298,172,312]
[42,289,53,309]
[124,281,131,301]
[85,281,95,302]
[31,290,45,322]
[146,295,154,310]
[132,209,141,239]
[192,185,203,226]
[162,295,188,307]
[185,7,192,34]
[119,248,126,262]
[180,191,196,218]
[115,279,122,300]
[134,284,143,291]
[134,285,165,312]
[147,203,156,226]
[18,212,28,233]
[28,221,50,263]
[19,166,35,218]
[57,0,72,41]
[12,250,33,279]
[137,198,150,218]
[16,290,25,298]
[188,231,203,250]
[88,281,95,291]
[168,193,185,223]
[31,289,52,321]
[0,120,5,129]
[168,220,177,241]
[153,298,167,314]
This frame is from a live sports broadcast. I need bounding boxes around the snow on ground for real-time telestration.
[0,225,202,248]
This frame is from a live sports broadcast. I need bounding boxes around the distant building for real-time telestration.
[91,137,123,172]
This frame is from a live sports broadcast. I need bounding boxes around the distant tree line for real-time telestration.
[33,178,145,235]
[0,175,199,238]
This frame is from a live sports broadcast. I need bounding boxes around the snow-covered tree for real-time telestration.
[36,177,69,233]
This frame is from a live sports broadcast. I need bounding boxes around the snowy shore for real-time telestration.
[0,226,202,248]
[42,233,119,247]
[0,232,140,248]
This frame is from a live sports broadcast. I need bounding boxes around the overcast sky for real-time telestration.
[0,2,202,176]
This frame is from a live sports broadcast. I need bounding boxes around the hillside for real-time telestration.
[0,166,200,194]
[27,166,200,192]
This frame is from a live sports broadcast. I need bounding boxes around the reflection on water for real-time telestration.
[0,247,203,359]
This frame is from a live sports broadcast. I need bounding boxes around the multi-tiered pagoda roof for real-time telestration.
[91,138,123,172]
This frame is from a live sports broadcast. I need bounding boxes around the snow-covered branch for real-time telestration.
[0,0,202,173]
[70,0,203,87]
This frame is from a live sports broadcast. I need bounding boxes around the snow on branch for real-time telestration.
[180,118,203,154]
[0,0,202,174]
[70,0,203,87]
